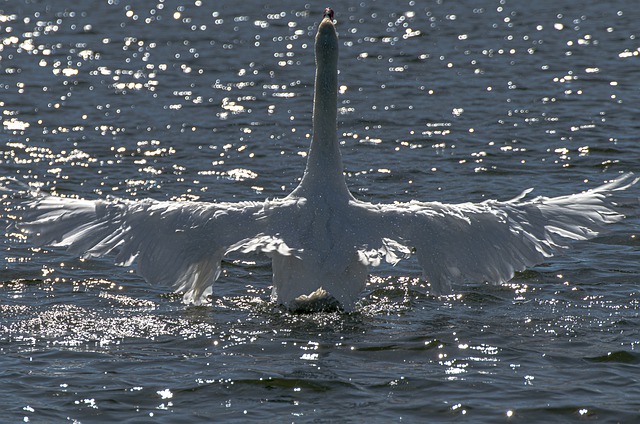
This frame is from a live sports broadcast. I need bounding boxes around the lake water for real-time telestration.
[1,0,640,422]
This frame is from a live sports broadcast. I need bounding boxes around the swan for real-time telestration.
[6,8,638,311]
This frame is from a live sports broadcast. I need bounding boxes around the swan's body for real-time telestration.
[8,9,638,311]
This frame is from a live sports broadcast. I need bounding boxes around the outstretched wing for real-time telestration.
[353,173,637,292]
[13,193,274,304]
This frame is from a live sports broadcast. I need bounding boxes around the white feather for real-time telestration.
[9,10,638,310]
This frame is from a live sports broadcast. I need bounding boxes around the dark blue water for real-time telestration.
[1,1,639,422]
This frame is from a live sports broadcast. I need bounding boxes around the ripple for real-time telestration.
[2,1,640,423]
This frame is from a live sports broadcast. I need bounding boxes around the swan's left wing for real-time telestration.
[352,173,637,292]
[11,193,281,304]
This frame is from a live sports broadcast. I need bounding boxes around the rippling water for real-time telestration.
[2,1,640,422]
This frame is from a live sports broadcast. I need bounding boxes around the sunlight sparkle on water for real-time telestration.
[2,2,640,422]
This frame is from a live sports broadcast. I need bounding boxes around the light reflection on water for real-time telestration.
[2,0,640,422]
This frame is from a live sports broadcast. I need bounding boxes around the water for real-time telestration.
[1,0,640,422]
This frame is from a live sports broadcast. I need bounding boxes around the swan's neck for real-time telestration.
[291,18,351,200]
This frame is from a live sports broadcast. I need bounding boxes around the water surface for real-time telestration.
[1,1,640,422]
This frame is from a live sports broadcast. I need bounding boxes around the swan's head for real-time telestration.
[316,8,338,63]
[323,7,334,21]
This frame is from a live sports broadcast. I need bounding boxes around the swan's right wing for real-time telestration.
[12,194,274,304]
[352,173,637,293]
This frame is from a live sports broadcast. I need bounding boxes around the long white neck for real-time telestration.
[290,16,351,200]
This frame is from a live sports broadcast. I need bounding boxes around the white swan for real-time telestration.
[9,8,638,311]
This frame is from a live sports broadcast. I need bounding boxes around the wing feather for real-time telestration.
[15,194,270,304]
[353,173,637,293]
